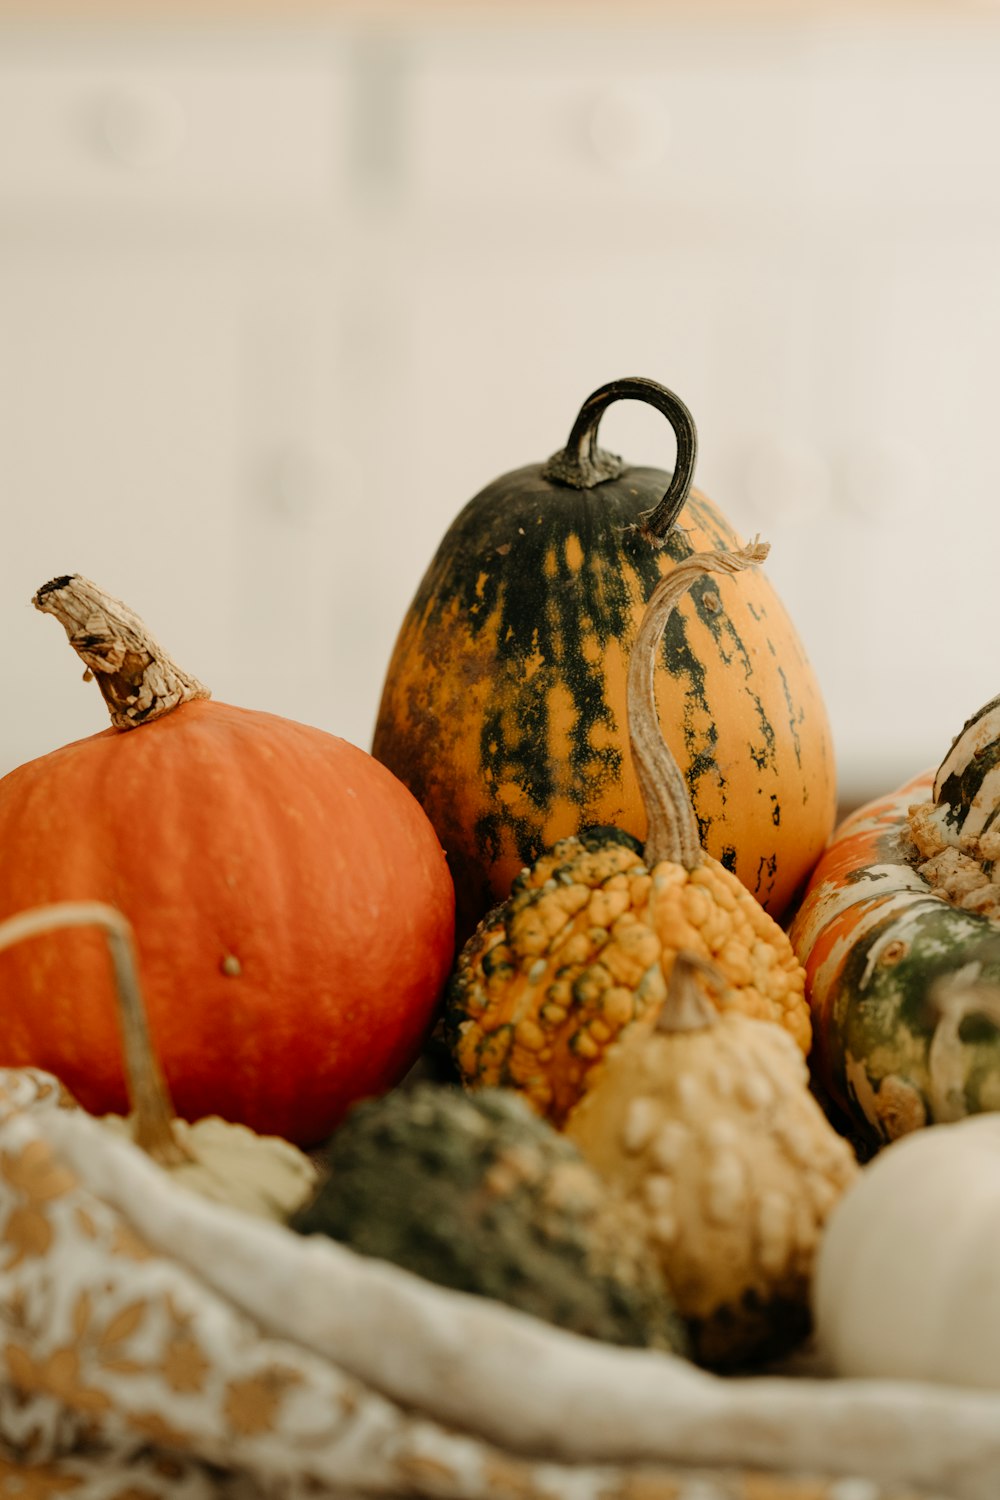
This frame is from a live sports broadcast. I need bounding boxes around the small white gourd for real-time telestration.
[0,902,317,1221]
[564,951,858,1368]
[814,1111,1000,1389]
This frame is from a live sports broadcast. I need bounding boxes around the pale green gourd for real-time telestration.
[814,1112,1000,1389]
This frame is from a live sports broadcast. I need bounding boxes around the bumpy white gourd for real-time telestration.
[814,1113,1000,1388]
[98,1112,317,1221]
[565,951,857,1368]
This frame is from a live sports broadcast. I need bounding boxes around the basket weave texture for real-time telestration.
[0,1068,992,1500]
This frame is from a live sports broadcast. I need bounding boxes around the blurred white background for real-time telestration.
[2,2,998,808]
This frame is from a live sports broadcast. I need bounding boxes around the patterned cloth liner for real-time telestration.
[0,1068,993,1500]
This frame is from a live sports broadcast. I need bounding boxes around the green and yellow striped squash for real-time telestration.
[789,692,1000,1153]
[372,378,836,941]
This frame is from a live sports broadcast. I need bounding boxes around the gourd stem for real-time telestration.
[33,575,210,731]
[628,539,770,870]
[928,973,1000,1123]
[0,902,190,1166]
[540,376,698,540]
[658,951,729,1033]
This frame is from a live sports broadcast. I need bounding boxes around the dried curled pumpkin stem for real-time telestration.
[33,575,210,731]
[0,902,190,1166]
[629,538,770,870]
[658,951,729,1034]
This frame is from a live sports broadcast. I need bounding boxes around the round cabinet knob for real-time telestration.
[736,435,832,526]
[94,84,186,170]
[260,445,325,524]
[584,86,671,176]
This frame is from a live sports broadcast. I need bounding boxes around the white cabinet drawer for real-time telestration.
[807,23,1000,218]
[405,30,812,220]
[0,40,348,214]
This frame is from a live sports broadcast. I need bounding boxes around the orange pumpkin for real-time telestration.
[0,575,455,1146]
[372,377,836,942]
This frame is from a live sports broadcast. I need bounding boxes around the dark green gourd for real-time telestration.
[290,1083,688,1354]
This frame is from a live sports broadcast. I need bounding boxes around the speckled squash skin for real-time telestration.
[372,453,835,944]
[446,829,665,1124]
[444,543,812,1129]
[447,825,810,1127]
[790,698,1000,1152]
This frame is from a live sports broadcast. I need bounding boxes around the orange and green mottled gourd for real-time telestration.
[790,692,1000,1152]
[0,577,456,1147]
[446,540,811,1126]
[372,377,836,942]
